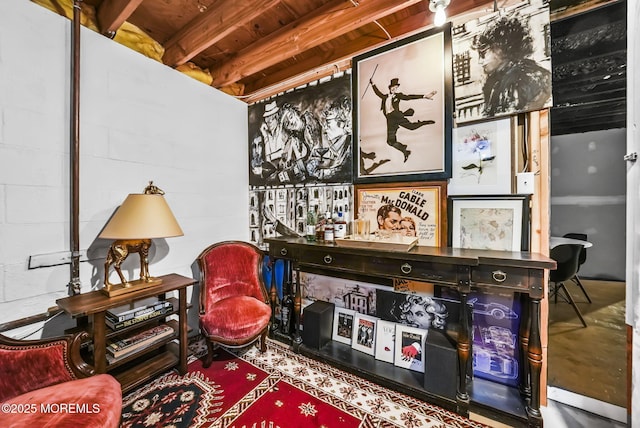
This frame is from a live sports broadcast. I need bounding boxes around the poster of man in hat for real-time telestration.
[369,77,437,162]
[353,26,453,183]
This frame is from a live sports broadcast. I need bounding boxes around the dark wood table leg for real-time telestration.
[93,311,106,374]
[292,264,303,347]
[519,292,532,399]
[526,297,543,427]
[456,290,471,414]
[269,257,278,334]
[178,287,188,374]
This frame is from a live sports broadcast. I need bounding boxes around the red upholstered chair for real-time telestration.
[197,241,272,367]
[0,331,122,427]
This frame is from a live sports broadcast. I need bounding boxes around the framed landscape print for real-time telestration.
[332,307,356,345]
[394,325,427,372]
[374,320,396,364]
[448,195,530,251]
[352,313,378,356]
[448,118,512,195]
[355,182,447,247]
[352,25,453,183]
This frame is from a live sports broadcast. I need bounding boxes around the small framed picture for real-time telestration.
[394,325,427,372]
[374,320,396,364]
[448,194,530,251]
[449,118,513,195]
[352,313,378,356]
[332,307,356,345]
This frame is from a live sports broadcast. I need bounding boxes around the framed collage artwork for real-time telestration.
[352,24,453,183]
[355,182,447,247]
[448,118,513,195]
[448,195,530,251]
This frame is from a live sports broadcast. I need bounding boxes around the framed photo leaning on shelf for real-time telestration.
[352,24,453,183]
[332,307,356,345]
[394,324,427,372]
[351,313,379,356]
[448,194,530,251]
[374,320,397,364]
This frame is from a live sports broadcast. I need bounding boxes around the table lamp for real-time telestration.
[99,182,184,296]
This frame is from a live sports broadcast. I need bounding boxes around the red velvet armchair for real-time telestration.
[197,241,272,367]
[0,331,122,427]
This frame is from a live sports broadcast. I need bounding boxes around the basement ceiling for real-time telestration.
[35,0,624,126]
[550,0,627,135]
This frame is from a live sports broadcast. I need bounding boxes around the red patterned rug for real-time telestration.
[121,339,489,428]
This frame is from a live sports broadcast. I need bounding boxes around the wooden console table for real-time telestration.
[56,273,195,393]
[265,237,555,427]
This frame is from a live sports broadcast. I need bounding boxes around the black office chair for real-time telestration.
[549,244,587,327]
[563,233,591,303]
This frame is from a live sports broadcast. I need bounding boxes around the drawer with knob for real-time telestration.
[471,265,529,291]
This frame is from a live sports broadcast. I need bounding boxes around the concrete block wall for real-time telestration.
[0,0,249,327]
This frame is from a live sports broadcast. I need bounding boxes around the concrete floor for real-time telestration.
[547,279,626,414]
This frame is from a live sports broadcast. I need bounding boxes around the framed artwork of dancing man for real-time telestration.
[353,25,453,183]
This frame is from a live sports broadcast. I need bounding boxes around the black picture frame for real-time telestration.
[353,24,453,183]
[447,194,530,252]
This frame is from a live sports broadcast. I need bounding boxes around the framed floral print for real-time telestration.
[448,118,513,195]
[448,195,530,251]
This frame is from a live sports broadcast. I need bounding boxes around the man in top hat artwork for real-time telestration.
[369,77,437,162]
[251,100,283,180]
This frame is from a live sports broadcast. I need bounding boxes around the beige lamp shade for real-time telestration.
[99,193,184,240]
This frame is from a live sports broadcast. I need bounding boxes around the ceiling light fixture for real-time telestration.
[429,0,451,27]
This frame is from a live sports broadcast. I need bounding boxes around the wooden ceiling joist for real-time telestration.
[162,0,282,67]
[209,0,424,89]
[97,0,144,36]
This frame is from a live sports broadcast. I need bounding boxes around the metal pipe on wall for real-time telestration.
[69,0,82,295]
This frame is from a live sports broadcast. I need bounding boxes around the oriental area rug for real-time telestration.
[121,339,489,428]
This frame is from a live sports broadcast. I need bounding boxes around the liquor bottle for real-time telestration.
[315,211,326,242]
[323,211,335,242]
[281,265,294,335]
[306,210,317,241]
[334,211,347,239]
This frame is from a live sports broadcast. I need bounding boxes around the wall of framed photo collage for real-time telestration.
[253,0,552,394]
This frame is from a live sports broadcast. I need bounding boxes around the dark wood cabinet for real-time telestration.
[56,273,195,393]
[265,237,555,428]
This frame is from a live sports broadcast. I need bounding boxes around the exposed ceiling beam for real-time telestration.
[241,0,492,102]
[97,0,144,36]
[210,0,424,89]
[162,0,282,67]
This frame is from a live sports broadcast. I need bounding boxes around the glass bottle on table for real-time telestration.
[334,211,347,239]
[305,210,317,241]
[323,211,335,242]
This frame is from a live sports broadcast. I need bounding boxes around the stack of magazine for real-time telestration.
[106,324,175,363]
[106,298,173,330]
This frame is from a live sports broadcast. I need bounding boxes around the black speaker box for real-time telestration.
[302,300,335,349]
[423,329,458,400]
